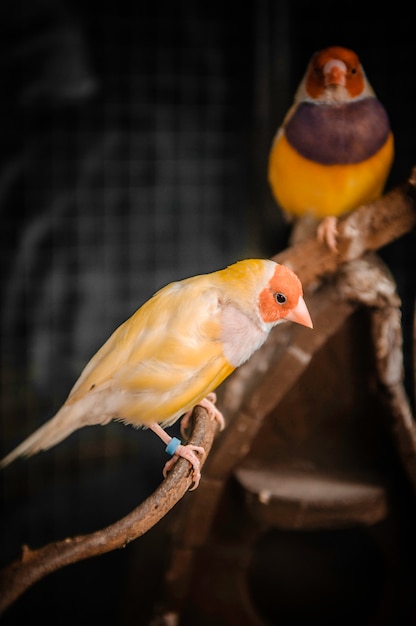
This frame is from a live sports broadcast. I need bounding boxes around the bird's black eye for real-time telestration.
[274,292,287,305]
[351,67,357,74]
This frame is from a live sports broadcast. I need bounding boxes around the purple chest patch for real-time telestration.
[285,98,391,165]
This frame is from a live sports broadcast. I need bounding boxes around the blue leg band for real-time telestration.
[166,437,181,456]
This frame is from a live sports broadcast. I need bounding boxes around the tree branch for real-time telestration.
[0,406,219,615]
[1,167,415,616]
[273,166,416,285]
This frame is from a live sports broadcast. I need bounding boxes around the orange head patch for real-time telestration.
[305,46,365,99]
[258,264,303,324]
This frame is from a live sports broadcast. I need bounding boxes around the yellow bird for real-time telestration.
[268,46,394,250]
[0,258,312,489]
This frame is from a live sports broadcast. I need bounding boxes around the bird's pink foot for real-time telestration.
[316,216,339,252]
[162,442,205,490]
[149,422,205,490]
[180,392,225,438]
[199,393,226,430]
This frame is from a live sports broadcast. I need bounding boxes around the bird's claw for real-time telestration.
[180,392,225,439]
[316,216,339,252]
[200,393,226,431]
[163,443,205,490]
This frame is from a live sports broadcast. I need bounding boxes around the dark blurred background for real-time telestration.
[0,1,415,624]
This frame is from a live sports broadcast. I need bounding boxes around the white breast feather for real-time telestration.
[220,304,269,367]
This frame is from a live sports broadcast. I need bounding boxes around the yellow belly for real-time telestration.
[268,132,394,219]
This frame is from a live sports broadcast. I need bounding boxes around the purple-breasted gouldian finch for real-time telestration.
[0,259,312,489]
[268,46,394,251]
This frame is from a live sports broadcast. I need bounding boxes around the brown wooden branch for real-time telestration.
[273,165,416,286]
[335,253,416,486]
[0,406,219,615]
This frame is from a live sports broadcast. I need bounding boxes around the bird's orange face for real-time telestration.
[258,264,312,328]
[305,46,365,99]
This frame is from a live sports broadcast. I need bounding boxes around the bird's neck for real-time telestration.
[220,303,269,367]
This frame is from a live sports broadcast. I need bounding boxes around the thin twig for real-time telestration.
[0,406,219,614]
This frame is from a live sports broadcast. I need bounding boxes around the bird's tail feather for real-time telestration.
[0,405,84,468]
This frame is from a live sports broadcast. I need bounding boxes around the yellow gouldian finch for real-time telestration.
[268,46,394,251]
[0,258,312,489]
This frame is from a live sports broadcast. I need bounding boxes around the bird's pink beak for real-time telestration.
[286,296,313,329]
[324,59,347,87]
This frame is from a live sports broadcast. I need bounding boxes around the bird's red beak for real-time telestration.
[323,59,347,87]
[286,296,313,329]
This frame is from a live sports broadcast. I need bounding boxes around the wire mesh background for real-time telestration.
[1,1,415,624]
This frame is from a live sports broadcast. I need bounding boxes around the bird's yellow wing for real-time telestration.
[66,276,234,427]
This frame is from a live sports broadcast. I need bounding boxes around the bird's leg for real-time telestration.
[180,392,225,439]
[316,216,339,252]
[149,422,205,490]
